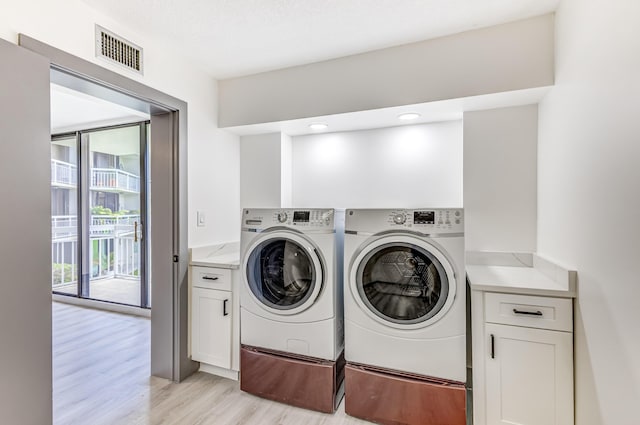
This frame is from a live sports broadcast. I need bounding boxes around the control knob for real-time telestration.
[393,213,406,225]
[277,212,288,223]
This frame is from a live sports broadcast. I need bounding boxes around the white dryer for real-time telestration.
[344,208,466,382]
[240,208,345,361]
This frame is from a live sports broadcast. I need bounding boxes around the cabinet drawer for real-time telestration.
[485,293,572,332]
[192,266,232,291]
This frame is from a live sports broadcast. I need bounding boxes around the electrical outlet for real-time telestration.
[197,210,206,227]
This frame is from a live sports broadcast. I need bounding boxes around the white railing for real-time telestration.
[51,214,141,287]
[92,168,140,192]
[51,215,78,242]
[51,159,77,186]
[52,214,140,239]
[52,239,78,286]
[51,161,140,193]
[52,215,78,228]
[116,236,140,278]
[90,214,139,238]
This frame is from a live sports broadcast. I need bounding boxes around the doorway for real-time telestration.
[0,35,194,425]
[16,33,195,384]
[51,122,151,308]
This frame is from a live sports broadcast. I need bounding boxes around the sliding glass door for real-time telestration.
[51,122,149,308]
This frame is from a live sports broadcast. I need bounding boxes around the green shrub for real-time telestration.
[91,206,113,215]
[52,263,77,285]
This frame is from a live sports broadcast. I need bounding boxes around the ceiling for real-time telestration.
[54,1,558,135]
[51,83,149,134]
[81,0,559,79]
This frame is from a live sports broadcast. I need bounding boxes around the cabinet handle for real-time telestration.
[223,299,229,316]
[202,276,219,281]
[513,308,543,316]
[490,334,495,359]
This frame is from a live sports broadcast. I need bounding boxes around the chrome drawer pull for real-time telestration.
[202,276,219,281]
[513,308,543,316]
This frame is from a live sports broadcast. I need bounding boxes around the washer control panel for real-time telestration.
[387,209,462,231]
[243,208,339,230]
[345,208,463,233]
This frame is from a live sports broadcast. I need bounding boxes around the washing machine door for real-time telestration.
[350,234,456,329]
[244,230,324,315]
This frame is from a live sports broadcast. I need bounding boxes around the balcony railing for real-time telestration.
[50,160,140,193]
[51,215,78,241]
[92,168,140,193]
[51,214,141,287]
[52,214,140,240]
[51,159,77,187]
[89,214,139,238]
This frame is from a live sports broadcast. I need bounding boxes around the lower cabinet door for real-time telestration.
[191,287,232,368]
[485,323,574,425]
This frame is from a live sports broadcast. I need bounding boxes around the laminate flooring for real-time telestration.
[53,302,369,425]
[55,277,141,305]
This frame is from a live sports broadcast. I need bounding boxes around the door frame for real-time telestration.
[19,34,195,382]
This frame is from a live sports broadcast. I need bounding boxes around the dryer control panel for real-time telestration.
[345,208,464,234]
[242,208,344,231]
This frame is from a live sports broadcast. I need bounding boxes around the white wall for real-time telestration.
[291,121,462,208]
[0,0,241,248]
[464,105,538,252]
[537,0,640,424]
[240,133,283,208]
[218,14,554,127]
[280,133,293,207]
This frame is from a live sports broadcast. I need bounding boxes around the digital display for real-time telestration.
[293,211,310,223]
[414,211,435,224]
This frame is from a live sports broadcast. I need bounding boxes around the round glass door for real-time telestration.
[246,237,319,311]
[356,242,450,325]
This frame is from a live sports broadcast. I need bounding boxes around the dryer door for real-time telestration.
[244,231,324,315]
[350,235,456,329]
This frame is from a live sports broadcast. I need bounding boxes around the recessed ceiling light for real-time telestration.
[309,122,328,131]
[398,112,421,121]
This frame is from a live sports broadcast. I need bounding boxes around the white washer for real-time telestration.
[240,208,344,361]
[344,208,466,382]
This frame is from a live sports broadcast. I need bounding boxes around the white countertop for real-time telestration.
[190,242,240,269]
[466,252,576,298]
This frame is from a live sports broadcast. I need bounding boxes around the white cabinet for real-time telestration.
[189,265,240,380]
[472,291,574,425]
[484,323,574,425]
[191,287,232,367]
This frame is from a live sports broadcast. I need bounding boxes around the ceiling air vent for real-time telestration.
[95,25,143,75]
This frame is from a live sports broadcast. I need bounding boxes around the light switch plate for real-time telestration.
[197,210,206,227]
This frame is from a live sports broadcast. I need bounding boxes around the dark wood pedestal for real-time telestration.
[240,345,345,414]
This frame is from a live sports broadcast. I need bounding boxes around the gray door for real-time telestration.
[0,38,52,424]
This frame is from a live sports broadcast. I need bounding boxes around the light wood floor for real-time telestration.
[53,302,370,425]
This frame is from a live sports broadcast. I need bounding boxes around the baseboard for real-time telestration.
[199,362,239,381]
[52,294,151,318]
